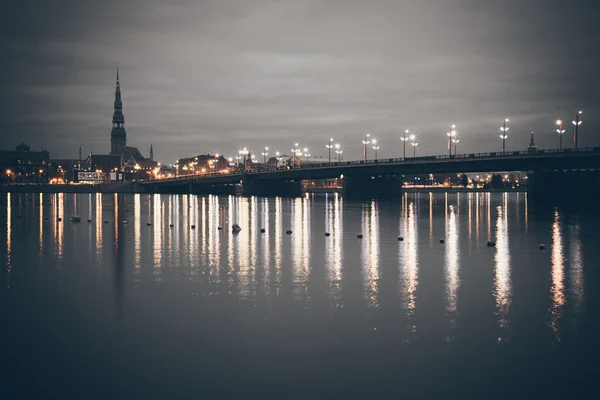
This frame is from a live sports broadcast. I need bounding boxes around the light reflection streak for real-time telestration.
[227,196,235,284]
[468,193,473,242]
[201,196,208,268]
[524,193,528,233]
[429,193,433,246]
[494,193,512,341]
[95,193,103,264]
[209,195,221,281]
[6,193,11,287]
[475,193,480,239]
[134,194,141,279]
[486,192,491,242]
[153,194,163,280]
[401,201,418,324]
[302,195,311,284]
[260,198,270,294]
[361,202,379,308]
[291,198,306,297]
[569,223,584,312]
[237,197,252,299]
[273,197,282,294]
[328,194,343,304]
[39,193,43,254]
[57,193,64,262]
[550,210,565,342]
[445,204,460,335]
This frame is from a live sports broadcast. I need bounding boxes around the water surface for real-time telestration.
[1,192,599,399]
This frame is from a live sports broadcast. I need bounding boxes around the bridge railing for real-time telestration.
[143,146,600,182]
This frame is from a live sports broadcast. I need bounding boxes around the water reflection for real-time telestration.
[361,201,379,308]
[56,193,64,262]
[6,193,12,287]
[325,194,343,304]
[569,223,584,312]
[153,194,163,280]
[39,193,43,255]
[95,193,103,264]
[400,201,418,326]
[134,194,141,283]
[494,194,512,341]
[550,210,565,342]
[445,204,460,335]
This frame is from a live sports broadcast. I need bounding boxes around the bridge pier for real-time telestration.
[189,183,237,195]
[242,179,303,197]
[342,175,403,199]
[528,169,600,209]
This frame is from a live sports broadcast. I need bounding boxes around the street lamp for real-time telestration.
[452,138,460,155]
[326,138,334,164]
[411,141,419,158]
[447,124,456,156]
[500,118,509,154]
[303,148,311,164]
[292,143,299,166]
[555,120,565,150]
[262,146,269,163]
[372,139,380,160]
[335,143,343,162]
[572,110,583,149]
[362,133,371,161]
[401,130,410,159]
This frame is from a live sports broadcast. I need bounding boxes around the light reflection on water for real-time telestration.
[1,192,592,347]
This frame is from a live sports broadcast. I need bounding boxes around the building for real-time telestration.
[176,154,230,175]
[109,67,144,162]
[0,142,50,183]
[527,133,538,154]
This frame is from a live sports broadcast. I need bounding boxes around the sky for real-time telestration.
[1,0,599,163]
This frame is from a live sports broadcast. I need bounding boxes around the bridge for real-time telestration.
[140,147,600,206]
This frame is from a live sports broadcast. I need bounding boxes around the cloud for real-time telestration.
[1,0,599,161]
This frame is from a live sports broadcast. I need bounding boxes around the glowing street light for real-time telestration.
[401,130,410,159]
[262,146,269,163]
[362,133,371,161]
[500,118,509,154]
[411,140,419,158]
[372,138,380,160]
[452,138,460,155]
[572,110,583,149]
[447,124,456,156]
[555,120,565,150]
[292,143,299,166]
[303,148,311,164]
[335,143,343,162]
[326,138,334,164]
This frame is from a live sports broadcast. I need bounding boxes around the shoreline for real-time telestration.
[2,183,525,195]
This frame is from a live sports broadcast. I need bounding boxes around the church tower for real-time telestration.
[110,66,127,155]
[150,143,154,161]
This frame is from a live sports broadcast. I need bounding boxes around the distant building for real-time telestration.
[177,154,230,175]
[0,142,49,183]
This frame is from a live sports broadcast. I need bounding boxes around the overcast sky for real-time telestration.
[1,0,599,162]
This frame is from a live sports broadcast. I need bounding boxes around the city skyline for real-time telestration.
[1,0,599,163]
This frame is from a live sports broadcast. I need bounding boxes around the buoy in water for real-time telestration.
[357,234,363,239]
[325,232,331,237]
[440,238,445,244]
[123,220,128,224]
[232,223,241,233]
[70,216,81,223]
[87,219,91,222]
[169,224,174,228]
[260,228,265,233]
[57,218,62,222]
[398,237,404,241]
[539,244,546,250]
[191,225,196,229]
[104,220,109,223]
[147,222,152,226]
[487,241,496,247]
[286,230,293,235]
[217,226,223,230]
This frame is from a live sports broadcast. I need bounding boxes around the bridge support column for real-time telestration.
[189,183,237,195]
[528,170,600,209]
[242,179,303,197]
[342,175,403,199]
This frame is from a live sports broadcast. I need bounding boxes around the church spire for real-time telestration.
[527,132,538,154]
[150,143,154,161]
[110,64,127,155]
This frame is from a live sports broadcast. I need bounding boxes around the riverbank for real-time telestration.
[305,186,526,194]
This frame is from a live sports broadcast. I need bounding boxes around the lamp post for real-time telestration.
[239,148,249,172]
[262,147,269,163]
[401,130,409,159]
[335,143,343,162]
[292,143,299,167]
[326,138,334,164]
[411,141,419,157]
[452,138,460,155]
[447,125,456,156]
[362,133,371,161]
[372,139,380,160]
[555,120,565,150]
[303,148,311,164]
[572,110,583,148]
[500,118,509,154]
